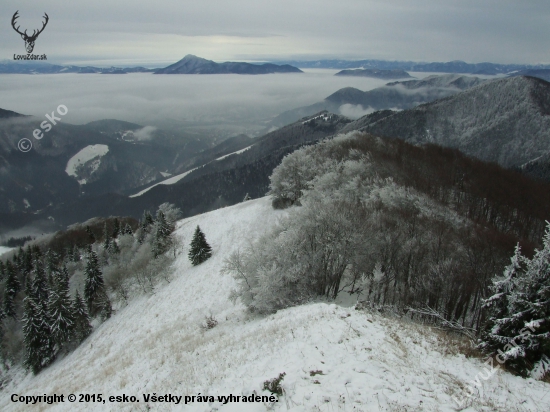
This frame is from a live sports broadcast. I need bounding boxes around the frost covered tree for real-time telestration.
[112,218,120,239]
[122,223,134,236]
[158,203,182,230]
[188,226,212,266]
[137,211,154,244]
[152,210,172,258]
[84,248,111,318]
[72,291,92,343]
[22,295,54,374]
[3,261,20,319]
[103,222,111,251]
[48,266,75,350]
[31,258,49,311]
[480,227,550,379]
[108,239,120,255]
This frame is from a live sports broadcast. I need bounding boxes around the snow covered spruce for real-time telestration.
[0,202,183,376]
[188,226,213,266]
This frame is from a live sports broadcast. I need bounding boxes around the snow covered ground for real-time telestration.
[2,197,549,411]
[65,144,110,185]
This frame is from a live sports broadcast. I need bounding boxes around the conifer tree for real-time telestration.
[71,244,81,262]
[481,227,550,378]
[31,245,42,261]
[4,261,20,319]
[138,211,155,244]
[72,291,92,343]
[122,223,133,236]
[22,296,42,374]
[108,240,120,255]
[112,218,120,239]
[45,250,61,287]
[22,295,54,374]
[188,226,212,266]
[48,266,75,350]
[84,249,110,317]
[103,222,111,251]
[86,225,96,243]
[31,258,49,311]
[152,210,172,258]
[16,245,34,290]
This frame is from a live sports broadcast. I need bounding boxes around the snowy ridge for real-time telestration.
[1,197,548,411]
[129,167,200,198]
[215,145,253,161]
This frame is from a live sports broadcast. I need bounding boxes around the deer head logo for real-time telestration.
[11,11,49,54]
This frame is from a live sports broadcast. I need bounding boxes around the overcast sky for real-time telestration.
[1,0,549,66]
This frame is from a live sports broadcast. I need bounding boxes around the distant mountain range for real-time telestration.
[0,56,302,75]
[341,76,550,174]
[270,59,550,74]
[0,60,153,74]
[271,74,486,126]
[153,55,302,74]
[3,57,550,79]
[334,68,412,79]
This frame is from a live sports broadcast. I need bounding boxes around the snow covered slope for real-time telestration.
[2,197,548,411]
[65,144,110,185]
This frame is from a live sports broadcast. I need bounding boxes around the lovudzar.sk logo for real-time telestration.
[11,10,48,60]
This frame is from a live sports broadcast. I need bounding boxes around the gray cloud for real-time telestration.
[1,0,549,65]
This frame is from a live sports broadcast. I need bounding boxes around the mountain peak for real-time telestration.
[179,54,212,62]
[154,55,302,75]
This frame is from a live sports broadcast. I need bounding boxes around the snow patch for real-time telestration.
[65,144,109,185]
[129,167,200,197]
[215,145,253,161]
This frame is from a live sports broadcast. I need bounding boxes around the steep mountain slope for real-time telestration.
[0,114,210,233]
[1,197,548,411]
[271,74,486,126]
[342,76,550,169]
[40,112,351,227]
[153,55,302,75]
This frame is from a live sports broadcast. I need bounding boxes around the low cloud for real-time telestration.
[134,125,157,141]
[339,104,376,119]
[0,71,394,135]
